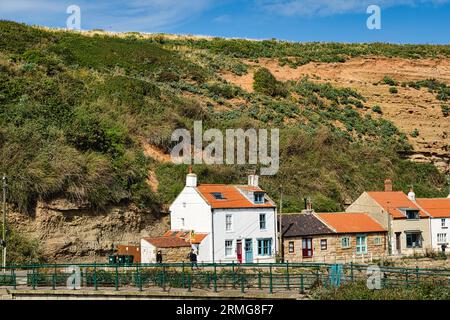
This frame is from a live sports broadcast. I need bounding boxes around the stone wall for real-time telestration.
[283,232,387,263]
[157,247,192,263]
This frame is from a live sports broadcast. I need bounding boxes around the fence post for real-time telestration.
[240,274,245,293]
[32,266,36,290]
[52,264,56,290]
[350,262,354,282]
[94,264,98,291]
[115,265,119,291]
[300,273,305,294]
[187,273,192,292]
[405,269,409,288]
[258,271,262,290]
[162,265,166,292]
[12,268,16,290]
[213,264,217,292]
[269,264,273,294]
[286,261,290,290]
[232,261,236,289]
[415,266,419,285]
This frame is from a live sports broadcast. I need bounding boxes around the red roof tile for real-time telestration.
[143,236,191,248]
[317,213,386,233]
[416,198,450,218]
[196,184,275,209]
[367,191,428,219]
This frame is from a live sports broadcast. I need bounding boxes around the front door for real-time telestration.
[396,232,401,254]
[236,240,243,263]
[245,239,253,263]
[302,238,313,258]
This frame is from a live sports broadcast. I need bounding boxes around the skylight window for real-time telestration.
[211,192,226,200]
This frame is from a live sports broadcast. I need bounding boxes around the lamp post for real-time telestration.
[2,175,7,271]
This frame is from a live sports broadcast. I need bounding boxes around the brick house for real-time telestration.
[280,212,387,263]
[346,179,431,255]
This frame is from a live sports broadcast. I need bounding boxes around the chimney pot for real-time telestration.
[384,179,393,192]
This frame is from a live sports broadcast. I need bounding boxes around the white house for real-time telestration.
[168,171,278,263]
[416,197,450,251]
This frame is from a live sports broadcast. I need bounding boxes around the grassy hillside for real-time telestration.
[0,21,448,214]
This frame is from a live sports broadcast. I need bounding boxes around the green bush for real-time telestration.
[389,87,398,94]
[441,105,449,117]
[253,68,288,97]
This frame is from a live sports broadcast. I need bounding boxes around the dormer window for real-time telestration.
[254,192,265,204]
[211,192,226,200]
[404,209,419,220]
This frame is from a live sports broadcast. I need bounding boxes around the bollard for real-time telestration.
[115,265,119,291]
[299,274,305,294]
[213,265,217,292]
[94,265,98,291]
[286,261,290,290]
[269,264,273,294]
[258,271,262,290]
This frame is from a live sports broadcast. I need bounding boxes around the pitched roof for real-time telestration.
[279,213,334,237]
[196,184,275,209]
[144,230,208,248]
[143,236,191,248]
[367,191,428,219]
[317,213,386,233]
[416,198,450,218]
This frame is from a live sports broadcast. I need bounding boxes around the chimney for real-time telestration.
[248,174,259,188]
[186,166,197,187]
[407,186,416,202]
[384,179,393,192]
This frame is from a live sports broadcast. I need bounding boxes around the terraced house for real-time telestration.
[416,197,450,251]
[346,179,431,255]
[280,212,387,263]
[167,170,278,263]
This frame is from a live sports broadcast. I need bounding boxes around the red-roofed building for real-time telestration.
[280,212,386,263]
[346,179,431,255]
[416,198,450,250]
[168,171,277,263]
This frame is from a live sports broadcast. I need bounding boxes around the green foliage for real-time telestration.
[253,68,288,97]
[312,281,450,300]
[372,105,383,114]
[405,79,450,101]
[2,223,45,264]
[389,87,398,94]
[381,76,398,86]
[410,128,420,138]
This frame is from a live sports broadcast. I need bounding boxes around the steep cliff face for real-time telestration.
[222,56,450,173]
[9,199,169,263]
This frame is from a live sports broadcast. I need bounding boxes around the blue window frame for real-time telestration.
[257,238,272,256]
[254,193,265,204]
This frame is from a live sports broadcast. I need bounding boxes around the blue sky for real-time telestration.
[1,0,450,43]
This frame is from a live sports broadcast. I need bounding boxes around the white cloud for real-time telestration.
[256,0,450,16]
[0,0,215,31]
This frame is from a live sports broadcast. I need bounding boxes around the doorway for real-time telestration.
[245,239,253,263]
[236,240,243,263]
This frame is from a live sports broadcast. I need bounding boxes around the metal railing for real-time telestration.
[1,262,449,294]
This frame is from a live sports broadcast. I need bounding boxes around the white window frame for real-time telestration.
[374,236,382,246]
[437,233,447,244]
[225,214,233,232]
[356,235,367,254]
[259,213,266,230]
[441,219,447,229]
[341,237,351,249]
[225,240,234,257]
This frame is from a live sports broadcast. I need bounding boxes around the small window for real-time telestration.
[211,192,226,200]
[356,235,367,254]
[288,241,294,253]
[442,219,447,228]
[405,210,419,220]
[320,239,327,251]
[225,214,233,231]
[254,193,265,204]
[374,237,382,246]
[181,218,185,227]
[225,240,233,256]
[341,237,351,248]
[259,214,266,230]
[406,232,422,248]
[437,233,447,244]
[257,239,272,256]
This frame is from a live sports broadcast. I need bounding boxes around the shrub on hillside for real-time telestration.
[253,68,288,97]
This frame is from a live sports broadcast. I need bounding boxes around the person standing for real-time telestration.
[188,249,198,270]
[156,250,163,263]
